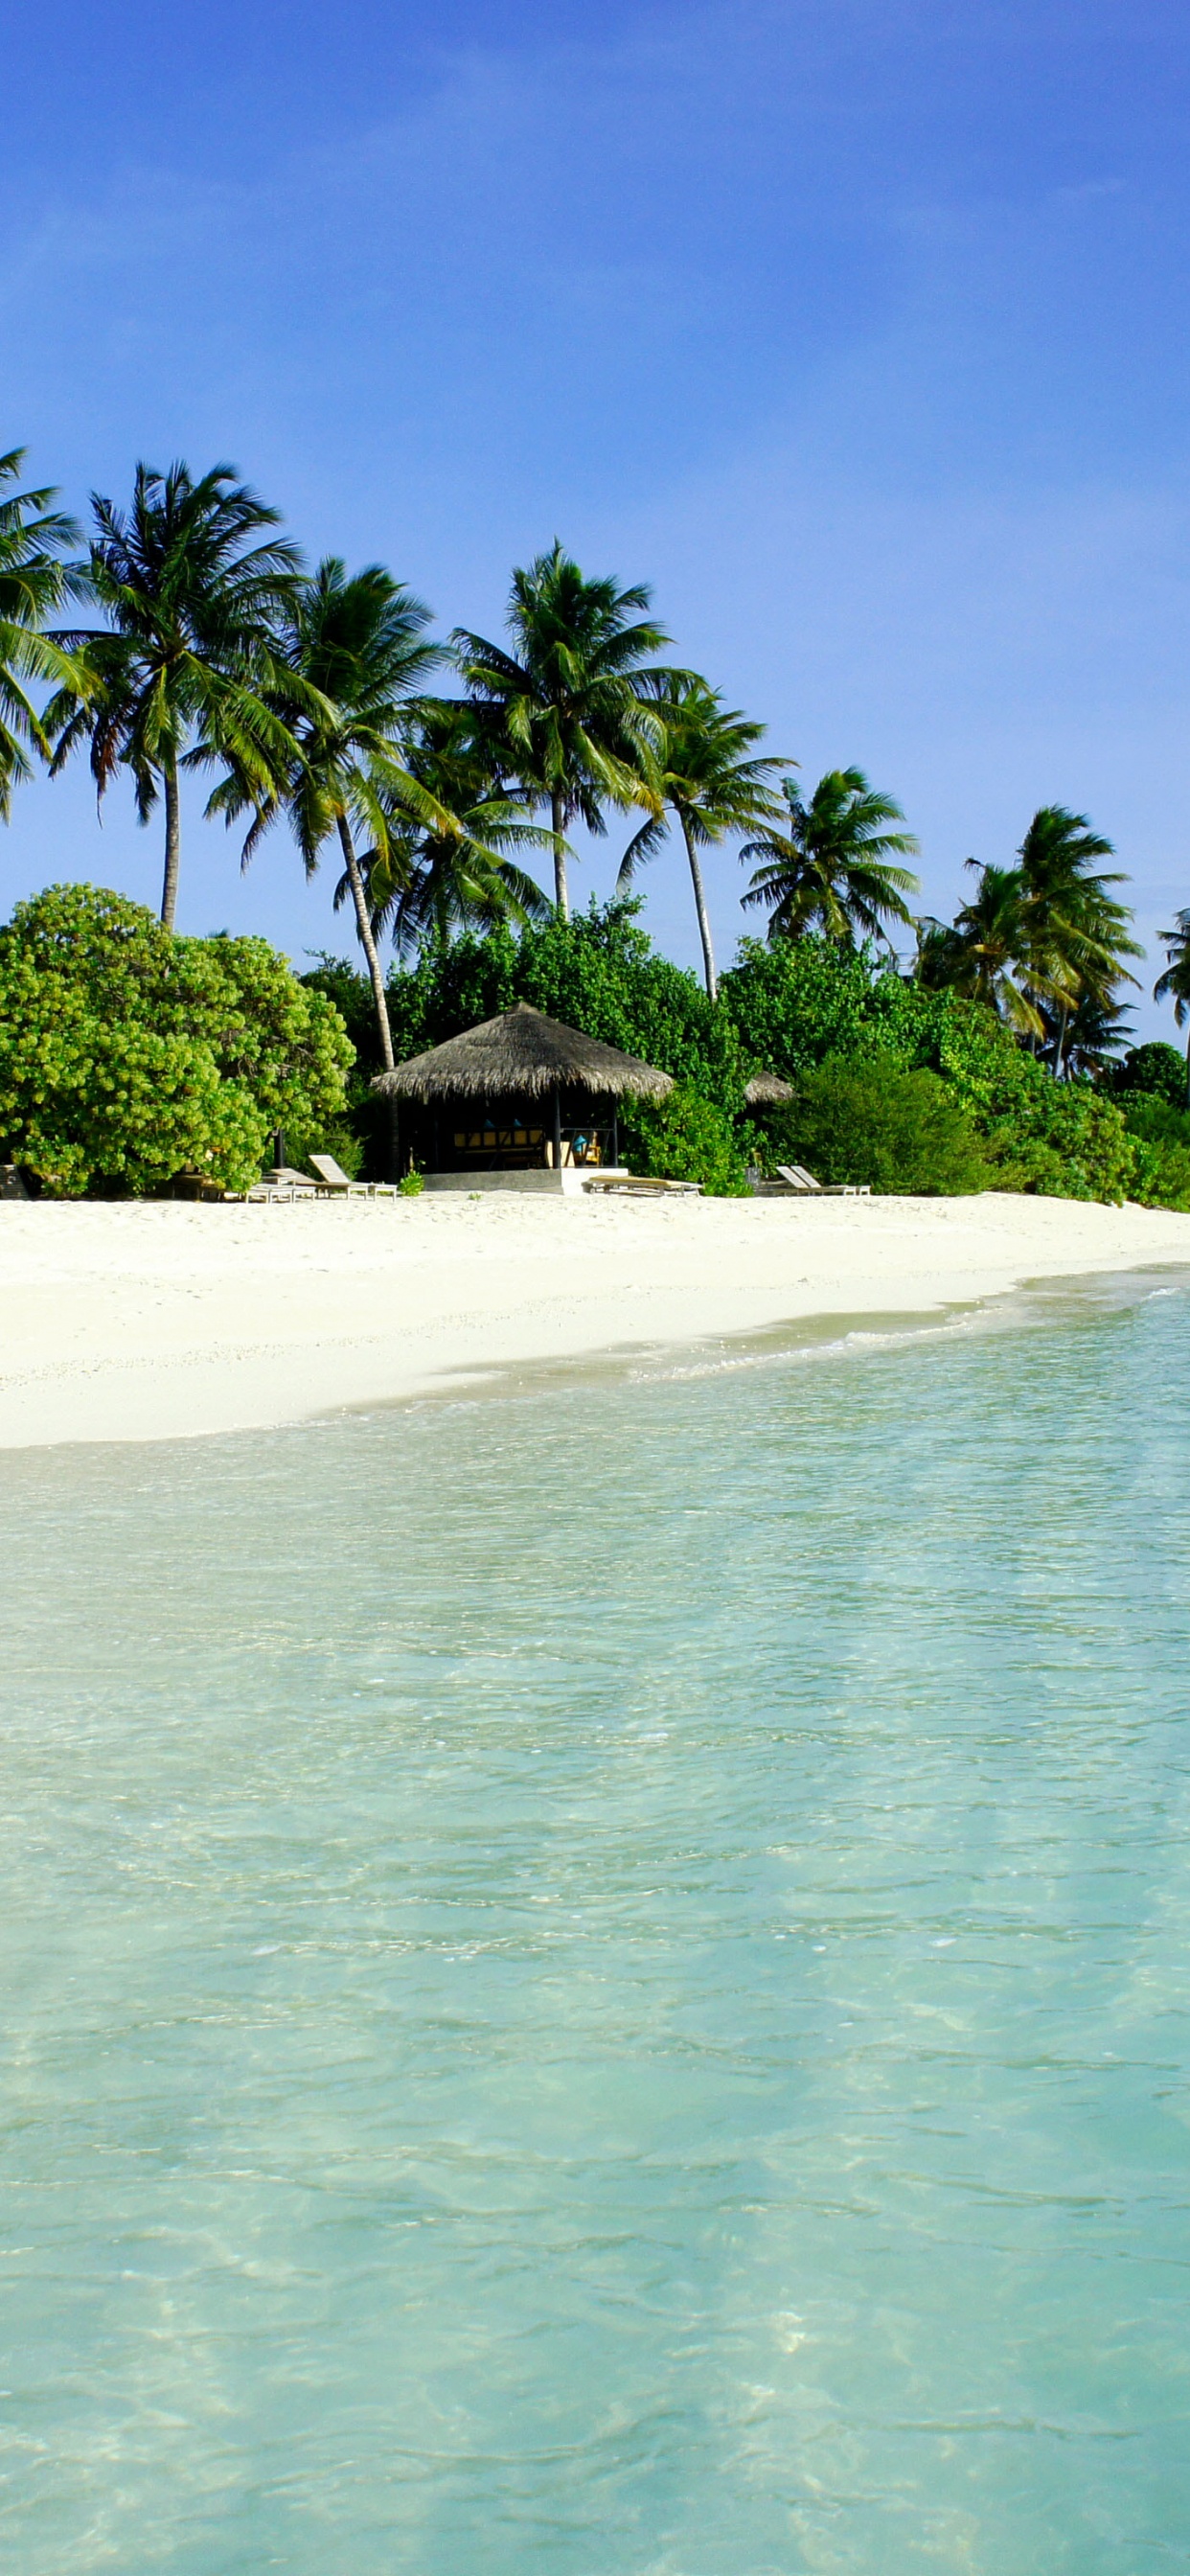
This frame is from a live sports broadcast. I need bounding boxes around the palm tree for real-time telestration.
[1016,806,1140,1067]
[0,449,82,819]
[1041,986,1134,1080]
[49,461,305,929]
[741,769,920,950]
[223,557,454,1070]
[1154,908,1190,1102]
[614,678,786,999]
[336,702,552,956]
[915,863,1049,1038]
[454,542,672,919]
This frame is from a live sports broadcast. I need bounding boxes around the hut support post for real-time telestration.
[611,1109,619,1169]
[552,1083,561,1171]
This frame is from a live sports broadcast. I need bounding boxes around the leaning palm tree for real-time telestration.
[1154,908,1190,1101]
[915,862,1049,1038]
[338,702,552,956]
[454,542,673,919]
[48,461,305,929]
[0,449,82,819]
[741,769,920,951]
[220,557,457,1070]
[615,678,786,999]
[1016,806,1140,1066]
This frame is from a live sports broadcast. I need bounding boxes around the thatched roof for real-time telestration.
[744,1070,793,1104]
[373,1001,675,1103]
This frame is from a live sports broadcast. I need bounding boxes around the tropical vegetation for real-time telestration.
[0,450,82,820]
[0,884,351,1196]
[741,769,920,952]
[1,437,1187,1205]
[49,463,309,931]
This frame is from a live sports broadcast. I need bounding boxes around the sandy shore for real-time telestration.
[1,1189,1189,1449]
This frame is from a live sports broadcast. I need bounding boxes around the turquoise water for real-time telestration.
[3,1274,1190,2574]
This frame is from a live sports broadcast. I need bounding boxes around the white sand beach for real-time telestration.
[2,1189,1189,1449]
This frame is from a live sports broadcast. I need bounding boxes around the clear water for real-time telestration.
[3,1275,1190,2576]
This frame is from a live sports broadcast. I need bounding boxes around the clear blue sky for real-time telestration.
[5,0,1189,1032]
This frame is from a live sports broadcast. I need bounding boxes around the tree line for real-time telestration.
[3,445,1190,1088]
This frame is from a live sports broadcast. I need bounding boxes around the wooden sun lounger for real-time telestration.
[775,1164,871,1198]
[583,1173,702,1197]
[309,1154,399,1200]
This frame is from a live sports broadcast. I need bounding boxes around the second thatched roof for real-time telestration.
[744,1070,793,1104]
[373,1001,675,1103]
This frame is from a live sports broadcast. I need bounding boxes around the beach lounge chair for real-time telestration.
[240,1166,317,1203]
[582,1173,702,1196]
[775,1164,872,1199]
[309,1154,399,1200]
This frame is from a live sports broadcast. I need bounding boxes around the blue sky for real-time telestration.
[5,0,1189,1032]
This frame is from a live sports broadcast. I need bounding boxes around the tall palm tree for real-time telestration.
[1154,908,1190,1101]
[0,449,82,819]
[336,702,552,956]
[915,862,1050,1038]
[222,557,454,1070]
[1016,806,1140,1066]
[454,542,673,919]
[48,461,305,929]
[614,678,786,1000]
[741,769,920,950]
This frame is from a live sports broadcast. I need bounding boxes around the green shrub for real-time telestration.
[945,1046,1134,1201]
[761,1055,991,1194]
[1112,1041,1189,1109]
[398,1170,424,1197]
[621,1082,751,1195]
[720,934,1136,1200]
[1119,1093,1190,1209]
[0,886,352,1197]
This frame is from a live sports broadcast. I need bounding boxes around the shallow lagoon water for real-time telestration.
[3,1274,1190,2573]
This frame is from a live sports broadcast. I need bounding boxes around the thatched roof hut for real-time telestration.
[744,1070,793,1105]
[374,1001,675,1104]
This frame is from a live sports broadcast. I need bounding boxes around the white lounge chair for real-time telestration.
[776,1164,871,1198]
[583,1173,702,1197]
[241,1164,318,1203]
[309,1154,399,1200]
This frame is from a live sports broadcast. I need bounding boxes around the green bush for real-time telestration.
[943,1044,1134,1201]
[1120,1094,1190,1210]
[0,885,352,1196]
[761,1055,991,1195]
[621,1082,752,1195]
[720,935,1134,1200]
[398,1170,424,1197]
[1112,1041,1189,1110]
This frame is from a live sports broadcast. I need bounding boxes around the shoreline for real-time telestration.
[2,1190,1190,1451]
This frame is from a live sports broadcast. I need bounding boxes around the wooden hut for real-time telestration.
[373,1001,673,1188]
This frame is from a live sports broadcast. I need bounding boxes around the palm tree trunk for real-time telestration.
[160,753,181,932]
[552,789,569,922]
[337,812,395,1072]
[680,814,718,1001]
[1056,1003,1068,1079]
